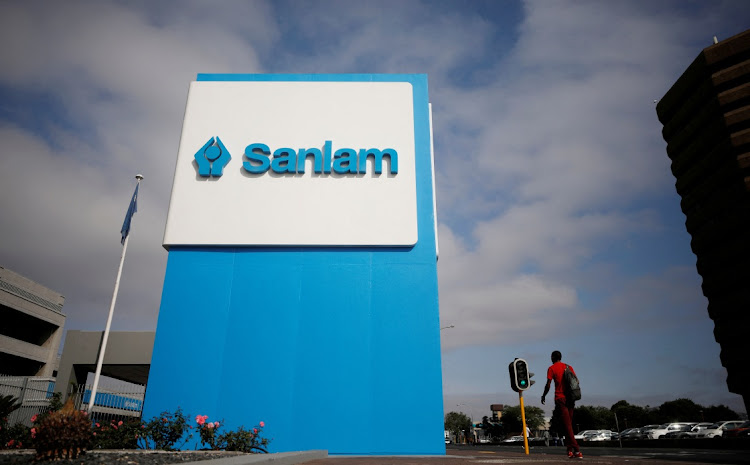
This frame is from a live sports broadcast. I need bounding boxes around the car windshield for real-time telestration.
[706,424,720,429]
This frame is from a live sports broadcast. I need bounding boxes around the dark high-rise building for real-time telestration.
[656,29,750,413]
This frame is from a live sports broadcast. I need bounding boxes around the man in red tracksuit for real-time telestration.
[542,350,582,459]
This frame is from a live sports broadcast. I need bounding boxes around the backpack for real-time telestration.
[563,364,582,401]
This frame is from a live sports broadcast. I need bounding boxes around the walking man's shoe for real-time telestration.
[570,451,583,459]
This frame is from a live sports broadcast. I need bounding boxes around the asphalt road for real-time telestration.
[445,443,750,464]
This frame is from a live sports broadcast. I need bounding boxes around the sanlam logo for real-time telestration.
[194,138,398,177]
[194,137,231,177]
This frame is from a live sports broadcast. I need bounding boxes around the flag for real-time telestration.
[120,183,139,244]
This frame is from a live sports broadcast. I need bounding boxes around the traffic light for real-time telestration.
[508,358,535,392]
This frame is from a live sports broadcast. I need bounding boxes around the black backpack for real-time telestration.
[563,364,582,401]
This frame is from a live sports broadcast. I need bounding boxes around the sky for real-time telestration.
[1,0,749,424]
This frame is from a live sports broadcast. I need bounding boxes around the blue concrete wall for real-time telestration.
[144,74,443,454]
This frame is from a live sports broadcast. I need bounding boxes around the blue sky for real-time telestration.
[1,0,749,422]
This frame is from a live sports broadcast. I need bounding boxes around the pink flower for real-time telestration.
[253,428,258,434]
[96,423,100,428]
[163,417,168,422]
[31,414,38,422]
[93,432,97,436]
[214,422,220,428]
[118,421,123,426]
[207,422,214,429]
[7,440,14,446]
[259,421,265,427]
[113,425,118,430]
[31,428,36,439]
[196,414,208,426]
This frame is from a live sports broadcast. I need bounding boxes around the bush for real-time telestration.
[218,421,269,453]
[33,399,92,460]
[139,408,192,451]
[92,418,141,449]
[1,423,31,450]
[195,415,222,450]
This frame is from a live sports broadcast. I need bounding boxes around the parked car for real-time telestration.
[636,425,661,440]
[662,423,698,439]
[648,422,697,439]
[574,430,599,440]
[676,422,713,438]
[619,428,641,440]
[502,435,524,443]
[574,430,615,442]
[697,421,746,438]
[723,420,750,438]
[587,430,617,441]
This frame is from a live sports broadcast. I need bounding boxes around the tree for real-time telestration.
[573,405,615,431]
[610,400,652,429]
[703,404,741,422]
[444,411,472,441]
[502,405,545,435]
[478,415,504,440]
[656,398,702,423]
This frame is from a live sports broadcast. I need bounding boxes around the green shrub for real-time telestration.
[92,418,141,449]
[139,408,192,451]
[33,399,92,460]
[1,423,31,450]
[218,422,269,453]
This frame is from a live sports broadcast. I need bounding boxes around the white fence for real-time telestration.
[1,375,146,426]
[66,381,145,424]
[0,375,56,427]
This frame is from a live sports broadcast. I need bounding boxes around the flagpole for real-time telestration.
[88,174,143,414]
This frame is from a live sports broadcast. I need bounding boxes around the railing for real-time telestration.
[1,374,146,427]
[0,375,56,427]
[66,382,145,425]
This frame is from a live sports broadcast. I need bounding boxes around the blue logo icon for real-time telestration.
[195,137,231,177]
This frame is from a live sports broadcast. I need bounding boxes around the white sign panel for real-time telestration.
[163,81,418,247]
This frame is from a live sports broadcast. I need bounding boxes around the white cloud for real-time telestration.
[1,0,748,416]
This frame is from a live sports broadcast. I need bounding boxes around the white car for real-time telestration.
[586,430,616,441]
[502,435,524,442]
[647,422,696,439]
[574,430,599,440]
[675,422,713,438]
[637,425,661,440]
[697,421,746,438]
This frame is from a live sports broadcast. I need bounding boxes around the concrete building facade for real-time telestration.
[0,266,65,377]
[656,29,750,413]
[55,330,154,401]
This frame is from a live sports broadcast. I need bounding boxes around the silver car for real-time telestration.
[697,421,746,438]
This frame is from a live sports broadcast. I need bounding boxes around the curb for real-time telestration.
[181,450,328,465]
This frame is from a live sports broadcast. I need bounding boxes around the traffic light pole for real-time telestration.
[519,390,529,455]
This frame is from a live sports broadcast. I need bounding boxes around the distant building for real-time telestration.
[656,29,750,413]
[55,330,153,401]
[491,404,504,421]
[0,266,66,377]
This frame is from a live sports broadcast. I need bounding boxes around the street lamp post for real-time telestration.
[457,403,475,444]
